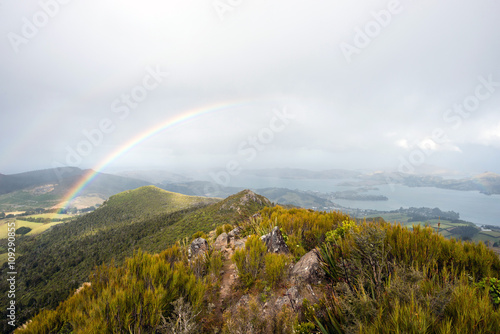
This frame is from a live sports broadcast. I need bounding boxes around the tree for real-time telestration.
[16,226,32,235]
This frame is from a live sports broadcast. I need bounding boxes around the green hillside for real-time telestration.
[14,206,500,334]
[0,188,270,332]
[99,185,219,218]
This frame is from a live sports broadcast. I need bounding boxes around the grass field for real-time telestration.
[0,219,66,239]
[0,252,9,265]
[5,211,24,216]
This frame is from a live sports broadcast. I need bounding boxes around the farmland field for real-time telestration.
[0,219,66,239]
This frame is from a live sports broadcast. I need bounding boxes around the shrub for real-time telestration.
[164,297,200,334]
[264,253,289,288]
[215,223,233,237]
[191,231,207,241]
[325,219,359,242]
[222,295,295,334]
[207,249,224,278]
[17,250,208,333]
[313,220,500,333]
[256,206,350,258]
[223,223,233,233]
[477,277,500,305]
[232,235,267,287]
[215,225,224,237]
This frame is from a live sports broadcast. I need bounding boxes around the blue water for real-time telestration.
[225,175,500,226]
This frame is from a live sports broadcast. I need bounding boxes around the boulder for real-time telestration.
[273,286,305,312]
[274,296,292,310]
[190,237,208,257]
[261,226,289,254]
[285,286,302,309]
[231,237,247,250]
[228,226,243,238]
[213,232,229,250]
[290,249,324,284]
[235,294,250,309]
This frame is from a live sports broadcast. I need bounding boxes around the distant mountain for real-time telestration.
[0,167,82,195]
[158,180,244,198]
[0,167,151,211]
[343,171,500,195]
[0,187,268,331]
[158,181,337,209]
[116,170,191,184]
[471,172,500,194]
[256,187,336,208]
[244,168,362,179]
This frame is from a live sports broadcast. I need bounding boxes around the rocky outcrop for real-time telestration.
[260,226,289,254]
[213,233,229,250]
[228,226,243,238]
[190,237,208,257]
[274,295,292,311]
[219,190,271,212]
[290,249,324,284]
[230,237,247,250]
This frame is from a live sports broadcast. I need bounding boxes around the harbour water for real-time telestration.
[226,175,500,226]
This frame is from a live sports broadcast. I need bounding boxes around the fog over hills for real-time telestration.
[1,1,500,176]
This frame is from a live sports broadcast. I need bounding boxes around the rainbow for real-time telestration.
[56,100,253,212]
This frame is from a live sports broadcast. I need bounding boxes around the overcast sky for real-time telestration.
[1,0,499,176]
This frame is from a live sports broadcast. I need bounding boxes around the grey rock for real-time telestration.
[232,238,246,250]
[274,286,303,312]
[190,237,208,257]
[228,226,243,238]
[285,286,302,309]
[261,226,290,254]
[235,294,250,309]
[275,296,292,310]
[291,249,324,284]
[213,233,229,250]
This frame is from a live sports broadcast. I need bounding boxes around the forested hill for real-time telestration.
[14,205,500,333]
[0,187,270,332]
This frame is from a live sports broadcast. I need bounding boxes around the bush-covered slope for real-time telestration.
[0,188,269,333]
[15,206,500,334]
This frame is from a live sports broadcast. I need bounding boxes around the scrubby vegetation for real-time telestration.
[0,188,269,333]
[5,196,500,333]
[313,220,500,333]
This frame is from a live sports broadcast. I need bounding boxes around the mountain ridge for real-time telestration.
[0,167,151,211]
[0,187,269,331]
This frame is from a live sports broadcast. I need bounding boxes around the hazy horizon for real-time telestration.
[2,0,500,177]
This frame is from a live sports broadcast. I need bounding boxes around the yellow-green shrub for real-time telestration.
[191,231,208,241]
[232,235,267,287]
[264,253,290,288]
[16,248,208,333]
[257,206,350,257]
